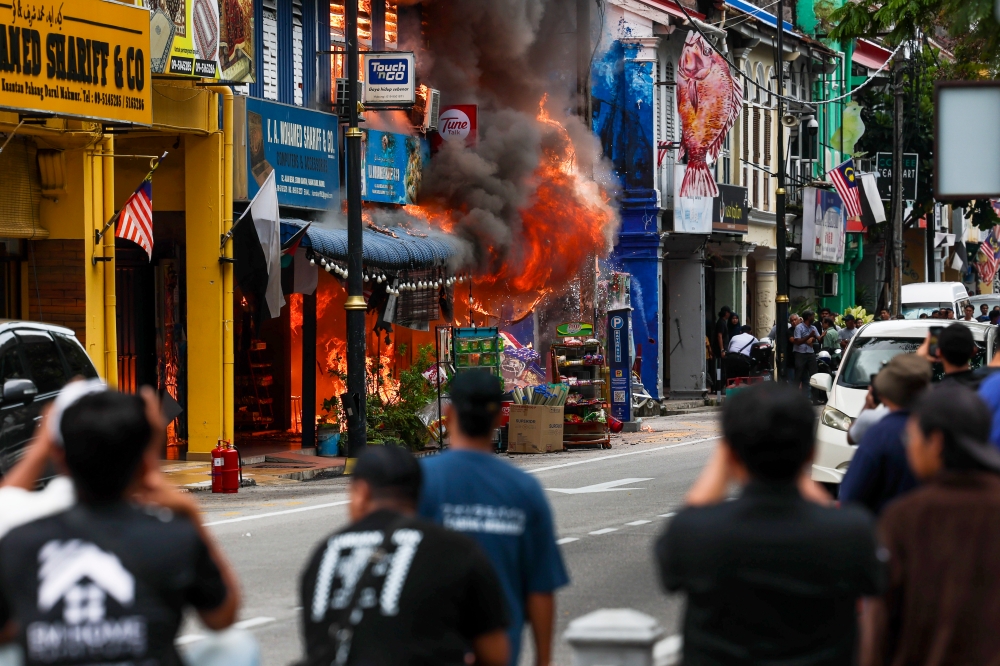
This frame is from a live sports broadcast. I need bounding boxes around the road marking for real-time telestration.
[626,519,652,526]
[589,527,618,535]
[528,437,720,474]
[175,616,276,646]
[548,478,653,495]
[204,500,349,526]
[556,537,580,545]
[658,512,677,518]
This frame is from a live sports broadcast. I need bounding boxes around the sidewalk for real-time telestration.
[164,451,346,491]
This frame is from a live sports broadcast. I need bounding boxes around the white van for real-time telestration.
[809,319,996,485]
[901,282,970,319]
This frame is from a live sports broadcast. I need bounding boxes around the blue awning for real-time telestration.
[725,0,797,35]
[281,219,459,270]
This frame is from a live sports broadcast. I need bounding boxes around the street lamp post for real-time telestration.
[774,0,789,381]
[344,0,368,465]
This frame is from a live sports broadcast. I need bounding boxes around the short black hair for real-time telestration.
[719,306,732,317]
[913,385,993,472]
[844,314,855,322]
[802,310,815,321]
[991,311,1000,321]
[353,445,422,504]
[722,383,816,482]
[61,391,152,503]
[741,325,752,334]
[938,324,976,366]
[823,317,834,327]
[449,369,504,437]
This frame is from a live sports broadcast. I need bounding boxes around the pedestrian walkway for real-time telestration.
[163,452,346,491]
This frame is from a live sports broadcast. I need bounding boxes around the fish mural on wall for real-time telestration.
[676,32,743,198]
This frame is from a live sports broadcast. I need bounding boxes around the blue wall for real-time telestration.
[592,36,662,401]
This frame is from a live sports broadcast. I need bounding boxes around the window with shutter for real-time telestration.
[293,0,304,106]
[658,59,676,207]
[742,105,749,189]
[263,0,278,101]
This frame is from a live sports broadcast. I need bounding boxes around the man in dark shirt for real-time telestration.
[300,445,509,666]
[977,303,990,321]
[840,354,930,514]
[656,383,883,666]
[713,306,732,360]
[917,323,983,389]
[862,385,1000,666]
[0,385,247,666]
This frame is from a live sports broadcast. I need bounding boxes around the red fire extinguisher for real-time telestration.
[212,440,241,494]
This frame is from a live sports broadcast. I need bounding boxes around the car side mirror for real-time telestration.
[810,374,833,392]
[3,379,37,405]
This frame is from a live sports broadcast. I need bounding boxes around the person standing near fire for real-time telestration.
[418,371,569,666]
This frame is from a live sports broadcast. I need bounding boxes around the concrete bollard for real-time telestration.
[563,608,677,666]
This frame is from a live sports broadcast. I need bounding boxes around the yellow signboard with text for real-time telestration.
[0,0,152,125]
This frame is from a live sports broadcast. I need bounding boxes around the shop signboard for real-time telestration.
[607,309,632,422]
[361,128,429,205]
[712,184,749,234]
[801,187,847,264]
[243,98,339,210]
[143,0,226,79]
[875,152,919,201]
[362,52,415,106]
[0,0,152,125]
[672,164,713,233]
[432,104,478,150]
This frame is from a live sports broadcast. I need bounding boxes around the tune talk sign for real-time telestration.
[432,104,478,150]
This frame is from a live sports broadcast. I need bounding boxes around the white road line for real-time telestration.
[658,512,677,518]
[548,478,653,495]
[556,537,580,545]
[528,437,720,474]
[626,519,652,526]
[175,617,276,646]
[589,527,618,535]
[204,500,350,526]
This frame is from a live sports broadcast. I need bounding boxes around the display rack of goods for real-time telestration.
[550,329,610,449]
[452,327,502,376]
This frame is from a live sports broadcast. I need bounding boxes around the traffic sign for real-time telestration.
[875,152,919,201]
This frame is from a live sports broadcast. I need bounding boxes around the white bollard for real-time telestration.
[563,609,667,666]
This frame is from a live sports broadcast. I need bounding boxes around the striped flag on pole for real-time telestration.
[977,227,1000,285]
[116,168,156,260]
[828,158,864,218]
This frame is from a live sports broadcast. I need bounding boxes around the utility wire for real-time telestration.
[675,0,905,106]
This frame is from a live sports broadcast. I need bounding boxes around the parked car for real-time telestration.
[808,319,996,485]
[0,322,98,475]
[900,282,971,319]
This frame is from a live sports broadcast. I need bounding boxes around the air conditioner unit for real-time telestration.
[410,87,441,132]
[335,78,363,118]
[821,273,839,297]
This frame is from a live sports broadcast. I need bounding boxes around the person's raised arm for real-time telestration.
[0,410,53,491]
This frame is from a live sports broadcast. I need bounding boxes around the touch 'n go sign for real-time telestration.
[363,52,416,106]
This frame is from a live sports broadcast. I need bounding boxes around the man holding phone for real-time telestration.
[791,311,821,392]
[919,324,981,389]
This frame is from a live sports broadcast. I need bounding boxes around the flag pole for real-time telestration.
[95,151,167,245]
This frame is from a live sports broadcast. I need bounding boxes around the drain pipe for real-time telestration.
[209,85,235,446]
[102,135,119,388]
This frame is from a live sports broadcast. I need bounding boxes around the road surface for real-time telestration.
[187,412,720,665]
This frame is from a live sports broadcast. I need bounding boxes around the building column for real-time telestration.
[84,145,108,379]
[753,250,778,338]
[665,242,707,399]
[185,130,225,459]
[611,35,663,400]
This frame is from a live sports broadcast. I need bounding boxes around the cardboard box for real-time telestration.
[508,405,564,453]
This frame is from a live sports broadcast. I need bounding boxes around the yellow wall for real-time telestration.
[185,131,226,457]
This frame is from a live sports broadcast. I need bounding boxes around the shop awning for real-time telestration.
[281,219,459,270]
[725,0,797,35]
[853,39,892,70]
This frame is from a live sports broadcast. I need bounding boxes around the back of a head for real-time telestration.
[741,325,752,334]
[720,306,732,317]
[722,383,815,483]
[873,353,932,408]
[353,445,422,505]
[61,391,152,504]
[938,324,975,366]
[449,369,504,438]
[913,385,995,472]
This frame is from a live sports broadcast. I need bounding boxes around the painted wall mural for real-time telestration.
[676,32,742,198]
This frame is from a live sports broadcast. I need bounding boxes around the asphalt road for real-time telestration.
[186,411,720,665]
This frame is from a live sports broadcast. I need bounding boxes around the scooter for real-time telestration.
[813,350,836,404]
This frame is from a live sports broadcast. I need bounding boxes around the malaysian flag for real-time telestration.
[977,227,1000,285]
[828,158,863,218]
[115,158,163,260]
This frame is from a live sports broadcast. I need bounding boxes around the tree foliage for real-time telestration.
[829,0,1000,78]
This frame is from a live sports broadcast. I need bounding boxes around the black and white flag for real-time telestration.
[234,171,285,322]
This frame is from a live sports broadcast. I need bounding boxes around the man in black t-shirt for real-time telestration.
[299,445,509,666]
[0,384,250,666]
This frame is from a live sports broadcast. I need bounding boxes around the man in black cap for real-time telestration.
[862,385,1000,665]
[299,445,509,666]
[419,370,568,666]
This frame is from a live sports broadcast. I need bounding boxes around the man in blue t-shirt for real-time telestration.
[419,370,569,666]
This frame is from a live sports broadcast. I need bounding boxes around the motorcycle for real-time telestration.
[812,350,837,404]
[723,338,775,384]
